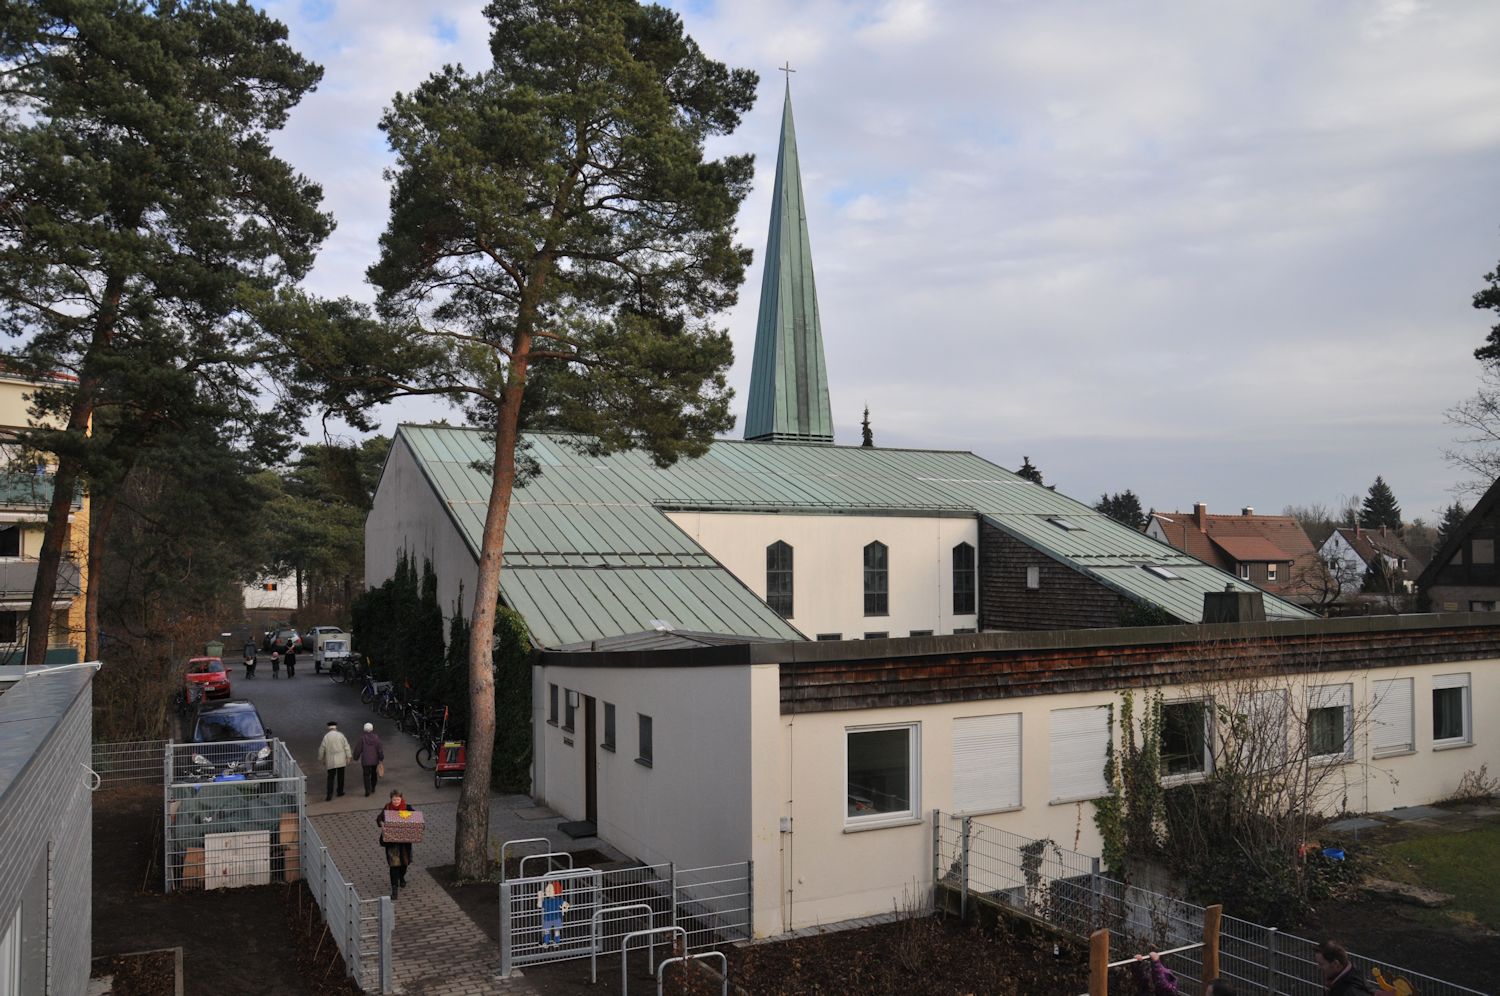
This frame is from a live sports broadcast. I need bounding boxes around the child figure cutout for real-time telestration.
[538,878,570,948]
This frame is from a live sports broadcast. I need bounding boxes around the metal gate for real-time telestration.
[498,860,752,977]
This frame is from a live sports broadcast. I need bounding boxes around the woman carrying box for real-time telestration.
[376,789,415,898]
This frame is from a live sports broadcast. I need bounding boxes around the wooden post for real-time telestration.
[1089,928,1110,996]
[1203,904,1223,981]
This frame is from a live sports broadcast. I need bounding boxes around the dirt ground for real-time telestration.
[90,949,177,996]
[93,785,358,996]
[1302,898,1500,993]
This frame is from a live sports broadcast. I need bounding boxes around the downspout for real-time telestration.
[783,654,795,933]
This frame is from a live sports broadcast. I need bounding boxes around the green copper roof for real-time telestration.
[393,425,1313,648]
[743,84,834,444]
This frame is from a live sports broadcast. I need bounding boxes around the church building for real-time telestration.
[364,84,1311,651]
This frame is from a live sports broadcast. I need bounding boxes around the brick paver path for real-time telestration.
[313,796,625,995]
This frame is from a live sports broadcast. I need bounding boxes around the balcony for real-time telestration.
[0,559,81,601]
[0,470,83,511]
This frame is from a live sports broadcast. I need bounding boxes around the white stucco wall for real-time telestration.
[243,574,297,611]
[365,435,479,626]
[775,658,1500,929]
[665,511,979,639]
[532,660,776,873]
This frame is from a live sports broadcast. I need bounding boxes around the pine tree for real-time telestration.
[1095,490,1146,531]
[1359,476,1404,531]
[0,0,329,662]
[1017,456,1045,486]
[294,0,756,878]
[1437,501,1468,547]
[860,406,873,448]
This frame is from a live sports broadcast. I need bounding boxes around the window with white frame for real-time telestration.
[1266,562,1278,581]
[1432,673,1472,748]
[1370,678,1414,756]
[952,713,1021,813]
[1161,700,1212,780]
[1238,562,1250,580]
[846,723,919,825]
[1307,684,1353,761]
[1025,565,1040,590]
[563,689,577,732]
[1049,706,1111,803]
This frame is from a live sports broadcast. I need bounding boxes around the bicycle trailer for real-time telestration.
[434,740,466,788]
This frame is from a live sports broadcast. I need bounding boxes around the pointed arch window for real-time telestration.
[766,541,794,618]
[952,542,976,615]
[864,541,889,616]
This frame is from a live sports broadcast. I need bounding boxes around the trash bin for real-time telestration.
[205,639,225,658]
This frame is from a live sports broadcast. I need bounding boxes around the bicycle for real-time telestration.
[375,683,401,719]
[415,706,451,769]
[360,672,392,706]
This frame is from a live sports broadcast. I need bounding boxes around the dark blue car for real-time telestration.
[186,700,275,776]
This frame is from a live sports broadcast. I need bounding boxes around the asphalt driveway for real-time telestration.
[213,628,454,816]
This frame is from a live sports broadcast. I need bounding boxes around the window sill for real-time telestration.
[951,804,1022,819]
[1310,754,1352,767]
[601,744,615,753]
[562,737,573,747]
[843,815,921,834]
[1372,748,1416,759]
[1049,795,1105,806]
[1433,740,1474,752]
[561,726,574,735]
[635,757,653,768]
[1160,772,1209,788]
[546,720,558,728]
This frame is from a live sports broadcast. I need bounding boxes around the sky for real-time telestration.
[256,0,1500,524]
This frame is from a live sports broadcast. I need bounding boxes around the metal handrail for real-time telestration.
[517,850,575,880]
[621,926,686,996]
[591,902,654,983]
[497,836,551,882]
[657,951,728,996]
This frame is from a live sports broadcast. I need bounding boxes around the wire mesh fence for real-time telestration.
[935,812,1488,996]
[303,808,392,992]
[91,738,169,786]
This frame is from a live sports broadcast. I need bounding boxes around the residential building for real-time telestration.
[0,663,94,992]
[1145,504,1324,605]
[365,90,1312,646]
[1417,476,1500,611]
[0,371,87,665]
[1320,525,1422,596]
[532,612,1500,935]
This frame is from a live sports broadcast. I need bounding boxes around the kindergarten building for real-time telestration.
[532,612,1499,935]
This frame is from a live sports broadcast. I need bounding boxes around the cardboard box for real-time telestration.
[183,847,205,889]
[279,811,301,882]
[381,809,424,844]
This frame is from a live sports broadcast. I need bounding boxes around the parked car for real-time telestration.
[184,656,231,701]
[184,700,275,775]
[271,628,301,653]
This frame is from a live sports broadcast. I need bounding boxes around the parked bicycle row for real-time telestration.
[328,657,468,787]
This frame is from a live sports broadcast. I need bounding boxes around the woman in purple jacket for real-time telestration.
[359,722,384,796]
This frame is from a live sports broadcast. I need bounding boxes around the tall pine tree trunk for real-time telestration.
[454,330,533,879]
[84,490,120,661]
[25,273,122,666]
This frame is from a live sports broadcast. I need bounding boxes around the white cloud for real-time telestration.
[258,0,1500,519]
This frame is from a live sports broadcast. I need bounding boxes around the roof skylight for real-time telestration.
[1143,565,1181,580]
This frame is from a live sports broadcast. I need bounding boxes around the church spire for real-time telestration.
[743,75,834,444]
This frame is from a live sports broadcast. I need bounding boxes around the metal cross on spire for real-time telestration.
[779,61,795,86]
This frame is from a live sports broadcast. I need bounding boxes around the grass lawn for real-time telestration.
[1382,824,1500,930]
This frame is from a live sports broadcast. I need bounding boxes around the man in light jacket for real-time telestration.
[318,720,352,801]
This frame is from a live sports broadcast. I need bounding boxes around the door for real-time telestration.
[584,696,598,826]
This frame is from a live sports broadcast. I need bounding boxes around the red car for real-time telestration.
[185,657,231,701]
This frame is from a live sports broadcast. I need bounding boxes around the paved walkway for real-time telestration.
[315,793,628,994]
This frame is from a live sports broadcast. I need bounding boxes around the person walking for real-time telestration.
[318,720,352,801]
[376,789,414,898]
[270,645,282,678]
[284,640,297,678]
[1315,941,1372,994]
[359,722,384,796]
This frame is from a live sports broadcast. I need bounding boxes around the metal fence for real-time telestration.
[935,812,1489,996]
[498,859,753,977]
[302,807,393,993]
[153,736,393,992]
[91,738,169,786]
